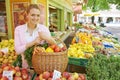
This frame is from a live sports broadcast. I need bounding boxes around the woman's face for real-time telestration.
[27,8,40,25]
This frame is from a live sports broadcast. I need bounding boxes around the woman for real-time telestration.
[14,4,56,68]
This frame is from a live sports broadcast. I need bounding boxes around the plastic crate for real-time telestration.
[68,57,88,67]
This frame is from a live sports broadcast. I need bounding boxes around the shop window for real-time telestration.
[0,0,8,41]
[49,5,58,32]
[0,0,7,33]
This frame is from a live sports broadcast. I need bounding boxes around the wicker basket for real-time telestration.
[32,39,68,74]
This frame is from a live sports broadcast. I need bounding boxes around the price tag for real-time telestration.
[0,48,8,54]
[52,70,61,80]
[58,43,64,48]
[3,71,13,80]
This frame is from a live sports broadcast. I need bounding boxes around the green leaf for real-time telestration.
[86,0,110,12]
[24,46,35,67]
[12,55,22,67]
[86,54,120,79]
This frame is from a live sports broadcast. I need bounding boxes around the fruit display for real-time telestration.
[0,64,30,80]
[72,32,92,45]
[0,39,14,52]
[68,43,94,59]
[69,31,95,59]
[91,30,120,55]
[0,51,17,65]
[0,39,17,65]
[34,71,86,80]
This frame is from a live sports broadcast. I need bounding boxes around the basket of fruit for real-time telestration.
[32,38,68,74]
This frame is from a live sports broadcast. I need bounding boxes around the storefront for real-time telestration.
[0,0,73,39]
[48,0,73,31]
[0,0,7,41]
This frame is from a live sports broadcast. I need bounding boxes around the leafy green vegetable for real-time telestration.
[86,54,120,80]
[24,42,48,67]
[41,42,48,49]
[12,55,22,67]
[24,46,35,67]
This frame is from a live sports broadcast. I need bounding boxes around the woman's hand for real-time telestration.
[26,37,41,49]
[38,32,56,45]
[33,37,41,45]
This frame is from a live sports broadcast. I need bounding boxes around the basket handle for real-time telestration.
[33,37,67,52]
[54,37,67,49]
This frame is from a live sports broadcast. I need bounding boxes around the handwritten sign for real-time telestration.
[3,71,13,80]
[52,70,61,80]
[0,48,8,54]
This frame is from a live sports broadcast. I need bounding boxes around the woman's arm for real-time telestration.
[15,28,41,54]
[25,37,41,49]
[14,28,26,54]
[38,32,56,45]
[14,27,41,69]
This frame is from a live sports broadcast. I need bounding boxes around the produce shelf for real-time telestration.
[68,57,88,67]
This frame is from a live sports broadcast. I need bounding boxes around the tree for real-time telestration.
[86,0,110,23]
[87,0,110,12]
[85,0,120,23]
[107,0,120,10]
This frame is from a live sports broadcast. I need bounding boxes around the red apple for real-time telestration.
[50,44,57,50]
[1,76,8,80]
[54,46,61,52]
[15,66,20,71]
[0,73,2,78]
[68,75,74,80]
[21,68,28,74]
[78,77,82,80]
[62,72,70,79]
[56,78,61,80]
[8,65,14,70]
[3,66,10,71]
[15,71,21,77]
[35,76,39,80]
[61,46,66,51]
[79,74,86,80]
[14,76,22,80]
[22,73,28,80]
[48,78,52,80]
[1,64,8,69]
[42,71,50,79]
[50,72,53,78]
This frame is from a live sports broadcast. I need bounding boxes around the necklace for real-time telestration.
[27,27,34,36]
